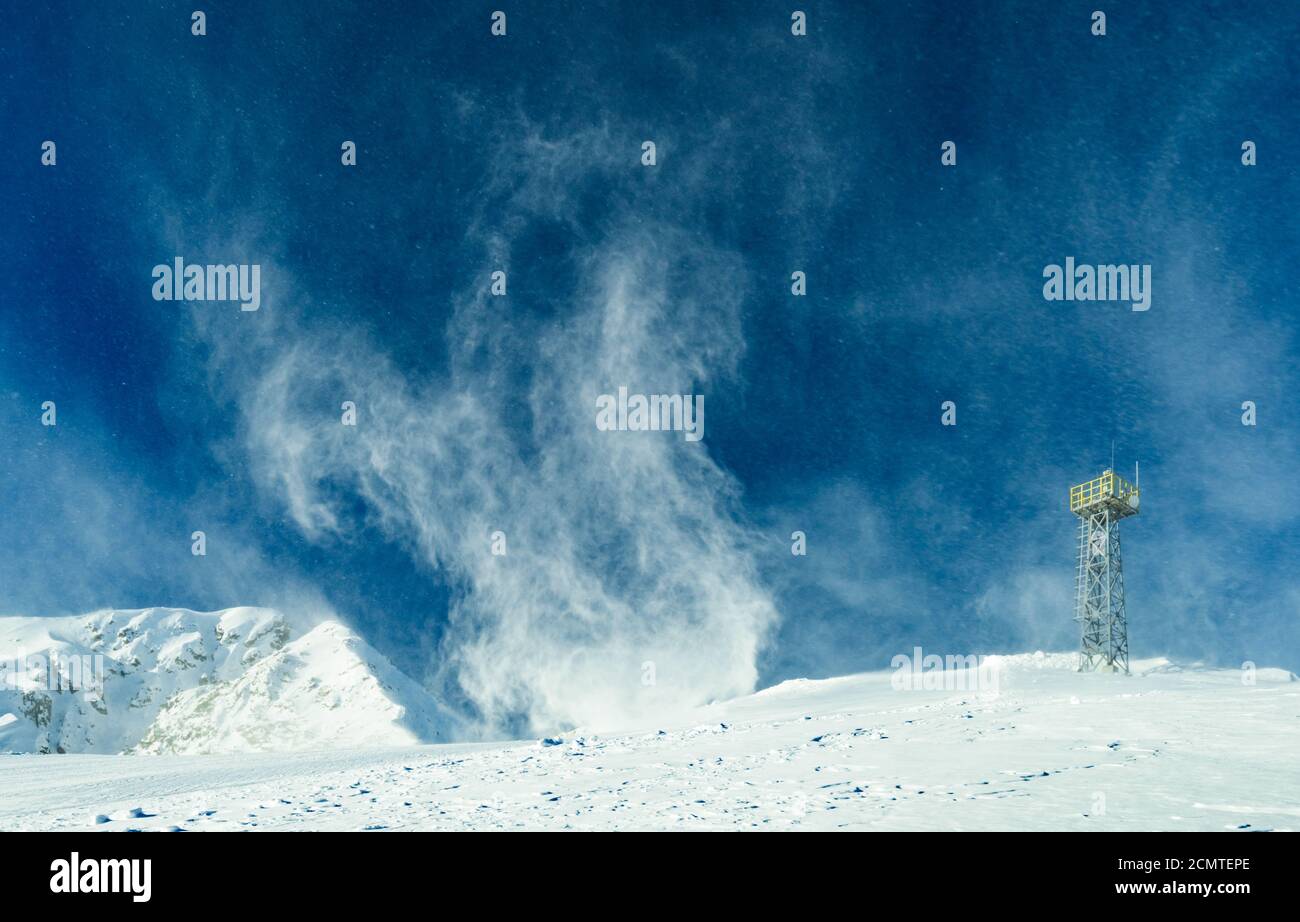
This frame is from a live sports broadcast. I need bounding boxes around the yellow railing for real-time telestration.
[1069,470,1138,513]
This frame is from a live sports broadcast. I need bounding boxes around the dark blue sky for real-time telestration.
[3,2,1298,729]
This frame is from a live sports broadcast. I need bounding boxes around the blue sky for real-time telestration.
[2,2,1298,731]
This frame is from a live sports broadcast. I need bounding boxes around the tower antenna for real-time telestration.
[1068,459,1141,674]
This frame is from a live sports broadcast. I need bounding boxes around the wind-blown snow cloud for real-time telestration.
[206,127,779,733]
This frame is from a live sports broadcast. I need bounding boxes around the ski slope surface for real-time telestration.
[2,650,1295,831]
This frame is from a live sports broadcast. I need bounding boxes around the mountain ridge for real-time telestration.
[0,607,449,754]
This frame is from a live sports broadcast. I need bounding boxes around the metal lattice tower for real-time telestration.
[1069,467,1140,674]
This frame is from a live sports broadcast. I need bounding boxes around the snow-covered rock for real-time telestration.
[136,621,446,754]
[0,608,447,754]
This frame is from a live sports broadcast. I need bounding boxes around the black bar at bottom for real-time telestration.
[0,831,1288,906]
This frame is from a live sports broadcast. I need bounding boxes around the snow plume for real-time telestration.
[228,221,778,735]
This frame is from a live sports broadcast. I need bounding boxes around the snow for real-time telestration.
[1,642,1295,831]
[135,621,450,753]
[0,607,451,755]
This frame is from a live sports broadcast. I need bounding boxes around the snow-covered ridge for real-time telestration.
[0,607,448,755]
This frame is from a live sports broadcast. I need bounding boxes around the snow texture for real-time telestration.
[1,628,1295,830]
[0,608,450,755]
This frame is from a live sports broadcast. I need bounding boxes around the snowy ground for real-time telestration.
[2,654,1295,831]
